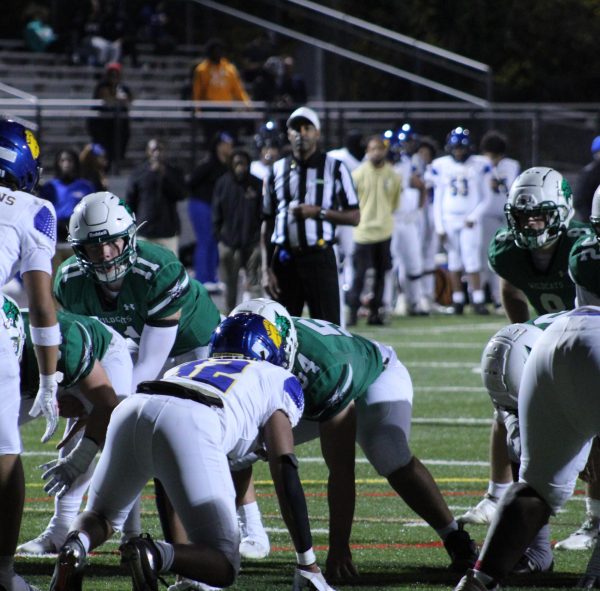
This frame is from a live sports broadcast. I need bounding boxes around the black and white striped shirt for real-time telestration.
[263,152,359,249]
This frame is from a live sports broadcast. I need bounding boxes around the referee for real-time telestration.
[262,106,360,323]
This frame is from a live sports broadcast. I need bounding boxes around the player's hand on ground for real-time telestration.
[325,548,359,582]
[29,372,63,443]
[292,565,336,590]
[40,437,99,497]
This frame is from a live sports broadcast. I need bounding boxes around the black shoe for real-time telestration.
[444,526,479,572]
[473,303,490,316]
[452,302,464,315]
[120,533,166,591]
[512,554,554,574]
[577,574,600,588]
[49,531,87,591]
[367,313,384,326]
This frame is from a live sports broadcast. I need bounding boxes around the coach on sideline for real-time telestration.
[261,106,360,324]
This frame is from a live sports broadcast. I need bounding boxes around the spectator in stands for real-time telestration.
[241,31,278,89]
[79,143,109,191]
[75,0,122,65]
[138,1,175,55]
[187,130,234,291]
[39,148,95,271]
[126,138,185,256]
[574,135,600,222]
[87,61,133,170]
[213,149,263,313]
[274,55,307,108]
[22,3,59,53]
[192,37,251,140]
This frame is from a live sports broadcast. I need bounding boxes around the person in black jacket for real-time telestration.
[187,131,234,291]
[574,136,600,222]
[125,138,185,256]
[213,149,263,313]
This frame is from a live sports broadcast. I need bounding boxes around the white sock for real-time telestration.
[237,502,267,540]
[487,481,511,500]
[436,520,458,541]
[78,531,91,553]
[586,497,600,519]
[154,540,175,573]
[472,289,485,304]
[452,291,465,304]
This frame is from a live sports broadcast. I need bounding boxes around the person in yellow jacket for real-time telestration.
[348,135,401,326]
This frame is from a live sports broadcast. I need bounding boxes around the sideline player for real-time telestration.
[17,308,137,554]
[0,119,61,591]
[426,127,492,315]
[48,313,335,591]
[54,191,221,391]
[461,167,590,528]
[454,307,600,591]
[231,299,478,581]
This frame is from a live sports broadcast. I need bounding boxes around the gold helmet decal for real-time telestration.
[263,318,282,348]
[25,129,40,159]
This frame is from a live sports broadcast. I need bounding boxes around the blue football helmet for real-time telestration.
[254,120,282,150]
[0,119,42,192]
[446,127,473,161]
[209,313,286,367]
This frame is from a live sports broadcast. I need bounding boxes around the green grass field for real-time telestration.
[17,312,593,590]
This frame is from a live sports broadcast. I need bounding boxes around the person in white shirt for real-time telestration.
[0,119,61,591]
[426,127,493,315]
[250,121,281,182]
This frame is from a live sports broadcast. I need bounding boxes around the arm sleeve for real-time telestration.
[132,323,178,389]
[335,159,359,209]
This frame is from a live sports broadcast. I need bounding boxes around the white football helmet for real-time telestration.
[504,167,574,249]
[230,298,298,370]
[590,185,600,241]
[1,294,25,362]
[68,191,137,283]
[481,323,543,411]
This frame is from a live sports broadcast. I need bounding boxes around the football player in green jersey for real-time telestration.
[54,192,221,392]
[16,307,139,555]
[462,167,591,530]
[230,299,478,582]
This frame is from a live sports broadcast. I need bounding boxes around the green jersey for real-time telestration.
[54,241,221,356]
[568,234,600,297]
[292,318,385,421]
[21,310,113,397]
[488,221,590,315]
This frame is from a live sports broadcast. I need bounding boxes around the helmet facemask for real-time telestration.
[504,200,565,250]
[71,225,137,284]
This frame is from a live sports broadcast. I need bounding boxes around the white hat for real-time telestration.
[286,107,320,131]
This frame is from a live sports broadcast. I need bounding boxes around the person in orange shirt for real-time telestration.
[193,38,250,103]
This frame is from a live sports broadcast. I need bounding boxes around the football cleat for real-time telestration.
[444,526,479,572]
[120,533,167,591]
[512,555,554,574]
[473,303,490,316]
[577,574,600,589]
[168,578,221,591]
[453,302,465,316]
[555,515,600,550]
[454,569,499,591]
[239,536,270,560]
[17,528,66,554]
[458,494,499,525]
[49,532,87,591]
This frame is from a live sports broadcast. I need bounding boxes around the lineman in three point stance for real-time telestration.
[231,299,478,582]
[49,313,335,591]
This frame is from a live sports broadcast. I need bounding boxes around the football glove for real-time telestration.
[292,567,336,591]
[29,372,63,443]
[41,437,99,498]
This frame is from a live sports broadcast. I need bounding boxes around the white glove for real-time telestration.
[292,568,336,591]
[41,437,99,497]
[29,372,63,443]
